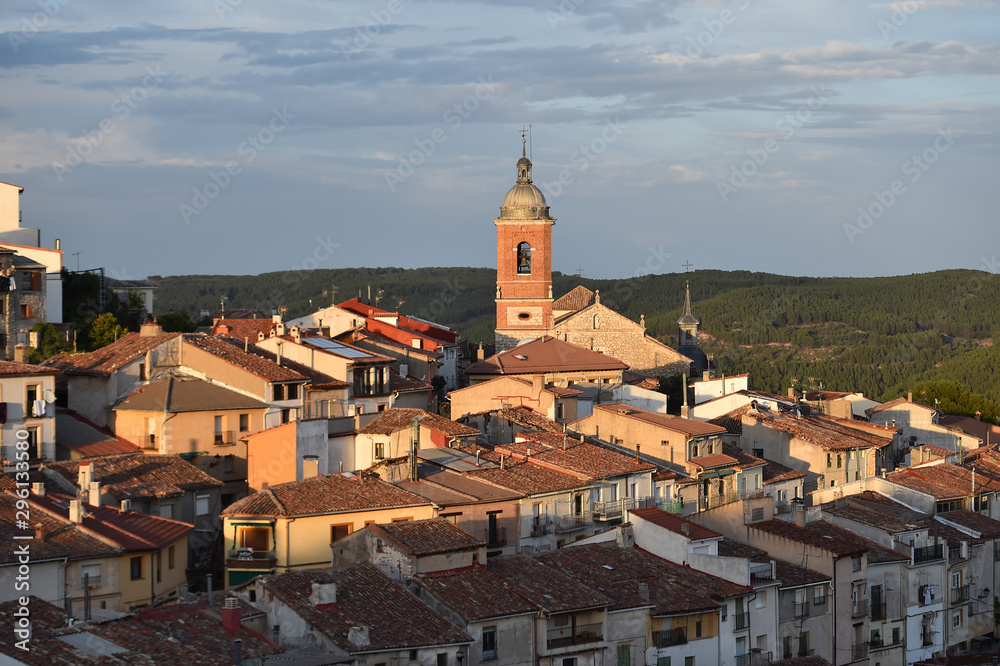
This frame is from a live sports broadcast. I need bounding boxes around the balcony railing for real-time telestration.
[852,642,868,661]
[735,651,772,666]
[214,431,236,446]
[871,601,887,621]
[529,517,553,537]
[652,628,687,648]
[592,496,655,521]
[951,584,970,604]
[546,622,602,650]
[913,543,944,564]
[554,515,591,533]
[140,434,157,450]
[852,599,868,617]
[948,544,964,562]
[794,601,810,619]
[796,649,814,658]
[225,548,277,570]
[485,526,507,548]
[734,613,749,631]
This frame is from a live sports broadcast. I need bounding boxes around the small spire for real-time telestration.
[678,280,699,327]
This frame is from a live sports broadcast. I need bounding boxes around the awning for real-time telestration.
[699,469,735,479]
[179,451,208,460]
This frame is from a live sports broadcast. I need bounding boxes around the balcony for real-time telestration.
[918,584,938,607]
[140,434,157,450]
[546,622,602,650]
[852,599,868,618]
[948,544,964,562]
[794,601,810,619]
[871,601,887,621]
[734,613,749,631]
[951,584,970,604]
[852,642,868,661]
[592,496,654,521]
[214,431,236,446]
[652,628,687,648]
[913,543,944,564]
[485,526,507,548]
[225,548,277,570]
[554,515,591,533]
[796,649,814,658]
[529,516,553,537]
[735,651,772,666]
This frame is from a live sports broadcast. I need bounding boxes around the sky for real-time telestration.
[1,0,998,282]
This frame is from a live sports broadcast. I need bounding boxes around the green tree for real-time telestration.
[89,313,127,349]
[158,311,200,333]
[28,323,70,363]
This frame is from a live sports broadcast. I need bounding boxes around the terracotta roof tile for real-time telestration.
[868,396,938,414]
[416,564,538,621]
[56,409,141,458]
[762,459,807,485]
[465,460,590,496]
[44,332,181,377]
[631,507,722,540]
[487,553,611,613]
[552,285,596,311]
[183,334,306,383]
[751,519,869,557]
[465,336,628,375]
[745,410,894,451]
[0,493,119,564]
[936,510,1000,540]
[44,454,222,501]
[214,336,349,389]
[496,406,565,433]
[888,462,1000,500]
[593,403,727,436]
[260,563,470,651]
[390,368,433,393]
[499,432,655,480]
[210,317,277,340]
[0,359,59,376]
[223,473,430,517]
[397,466,522,504]
[373,518,484,555]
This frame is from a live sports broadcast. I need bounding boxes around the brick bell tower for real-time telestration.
[495,135,554,351]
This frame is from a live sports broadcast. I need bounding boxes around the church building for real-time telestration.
[493,142,695,379]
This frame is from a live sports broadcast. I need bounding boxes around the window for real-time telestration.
[826,453,832,468]
[139,363,146,380]
[657,658,671,666]
[224,455,234,474]
[196,494,210,516]
[563,659,576,666]
[441,513,461,525]
[20,303,33,320]
[837,454,842,468]
[554,615,570,627]
[892,627,900,645]
[288,384,299,400]
[684,658,695,666]
[798,632,809,657]
[239,413,249,432]
[617,644,631,666]
[331,524,351,543]
[751,508,764,522]
[695,620,702,638]
[281,408,290,424]
[952,572,962,588]
[130,556,143,580]
[375,442,385,460]
[81,563,100,589]
[437,654,447,666]
[159,504,173,519]
[753,448,764,459]
[953,610,962,628]
[852,555,862,572]
[168,545,175,570]
[517,242,531,274]
[482,626,497,660]
[273,384,285,401]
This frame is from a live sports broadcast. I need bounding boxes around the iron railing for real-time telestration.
[951,584,970,603]
[913,544,944,564]
[652,628,687,648]
[871,601,887,621]
[852,599,868,617]
[852,642,868,660]
[485,526,507,548]
[214,430,236,446]
[546,622,602,650]
[735,651,772,666]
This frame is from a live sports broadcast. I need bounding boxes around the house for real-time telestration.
[0,359,59,468]
[868,394,980,457]
[0,247,47,359]
[244,419,331,492]
[354,408,480,472]
[105,276,156,315]
[330,517,486,582]
[761,459,807,515]
[691,372,750,405]
[804,390,880,420]
[939,413,1000,448]
[221,472,434,587]
[465,336,628,390]
[449,375,583,424]
[236,563,472,664]
[885,461,1000,518]
[41,454,223,575]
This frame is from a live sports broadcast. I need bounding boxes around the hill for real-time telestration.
[150,267,1000,407]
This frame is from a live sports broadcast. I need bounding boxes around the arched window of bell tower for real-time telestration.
[517,242,531,274]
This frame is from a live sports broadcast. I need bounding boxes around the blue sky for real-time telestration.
[1,0,998,280]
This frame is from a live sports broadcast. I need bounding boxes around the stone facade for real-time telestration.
[0,248,46,360]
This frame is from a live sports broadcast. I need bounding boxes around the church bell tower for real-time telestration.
[495,136,554,351]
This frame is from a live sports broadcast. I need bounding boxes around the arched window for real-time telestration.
[593,314,600,329]
[517,242,531,274]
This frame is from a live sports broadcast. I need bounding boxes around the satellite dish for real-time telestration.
[44,388,56,404]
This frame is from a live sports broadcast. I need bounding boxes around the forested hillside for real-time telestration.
[151,267,1000,409]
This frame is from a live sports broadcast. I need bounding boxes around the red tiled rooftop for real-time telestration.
[593,403,727,436]
[465,336,628,375]
[552,285,596,311]
[466,460,591,496]
[44,331,181,377]
[223,473,431,517]
[210,317,277,340]
[745,410,894,451]
[751,519,870,557]
[762,459,807,485]
[689,453,739,470]
[416,564,538,621]
[372,518,485,555]
[0,359,59,377]
[888,462,1000,500]
[44,453,222,501]
[488,553,611,613]
[501,432,656,480]
[868,396,938,414]
[183,334,307,383]
[632,506,722,541]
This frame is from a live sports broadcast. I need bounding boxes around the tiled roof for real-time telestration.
[114,374,270,412]
[745,410,893,451]
[56,409,141,458]
[210,317,277,340]
[751,519,869,557]
[631,507,722,540]
[774,559,831,589]
[622,372,661,390]
[868,396,938,414]
[709,406,751,435]
[372,518,484,555]
[936,510,1000,540]
[214,336,349,389]
[633,546,754,603]
[552,285,596,311]
[497,406,565,433]
[887,462,1000,500]
[762,459,807,485]
[465,336,628,375]
[360,409,476,437]
[30,492,193,551]
[465,459,592,496]
[500,432,656,480]
[44,454,222,501]
[718,538,771,562]
[419,412,480,437]
[416,564,539,621]
[487,553,612,613]
[940,415,1000,443]
[398,465,522,504]
[689,453,739,470]
[223,473,430,517]
[804,520,908,564]
[260,563,471,652]
[593,403,727,436]
[0,492,119,564]
[183,334,306,383]
[822,491,931,534]
[0,359,58,377]
[43,332,181,377]
[390,368,433,393]
[723,443,767,470]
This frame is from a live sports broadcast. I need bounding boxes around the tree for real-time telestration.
[28,323,70,363]
[89,313,127,349]
[158,311,200,333]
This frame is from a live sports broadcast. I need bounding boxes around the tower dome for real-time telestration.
[500,139,549,218]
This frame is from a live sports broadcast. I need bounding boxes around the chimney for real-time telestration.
[222,597,241,634]
[975,411,982,421]
[290,326,301,344]
[34,523,45,539]
[636,444,640,463]
[500,454,505,470]
[13,344,28,363]
[257,331,266,342]
[399,363,409,377]
[788,387,794,398]
[681,522,690,536]
[78,462,94,493]
[88,481,101,507]
[532,374,544,395]
[908,392,913,402]
[348,626,371,647]
[140,320,163,337]
[680,372,691,419]
[477,343,485,361]
[794,504,806,527]
[310,578,338,606]
[217,323,229,336]
[703,370,710,382]
[276,321,286,336]
[69,500,84,523]
[638,581,650,603]
[31,482,44,496]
